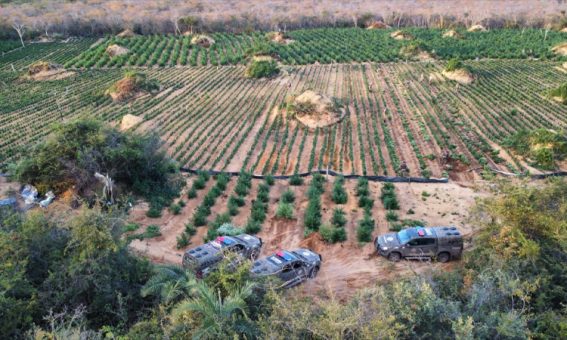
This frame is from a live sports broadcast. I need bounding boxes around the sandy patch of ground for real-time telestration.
[120,114,144,131]
[552,42,567,56]
[106,44,129,57]
[28,69,76,81]
[390,30,413,40]
[442,69,474,84]
[467,24,487,32]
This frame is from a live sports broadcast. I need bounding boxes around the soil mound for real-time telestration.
[120,114,144,131]
[468,24,487,32]
[266,31,294,44]
[390,30,413,40]
[106,44,129,57]
[117,29,136,38]
[108,77,138,101]
[552,42,567,56]
[28,61,58,75]
[252,55,275,62]
[191,34,215,48]
[442,69,474,84]
[299,232,326,254]
[443,30,463,38]
[27,61,75,81]
[106,72,159,102]
[35,35,54,43]
[399,44,435,61]
[366,21,390,29]
[286,90,347,129]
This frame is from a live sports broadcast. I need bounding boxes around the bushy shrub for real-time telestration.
[184,223,197,236]
[245,59,279,78]
[257,184,270,203]
[381,183,400,210]
[320,223,347,243]
[331,208,347,228]
[217,223,244,236]
[356,178,370,197]
[504,129,567,170]
[14,118,182,213]
[289,174,304,186]
[332,177,348,204]
[276,202,294,219]
[281,189,295,203]
[244,219,261,234]
[228,200,239,216]
[304,196,322,231]
[250,201,268,223]
[356,212,375,242]
[146,206,162,218]
[386,210,399,222]
[229,195,246,207]
[176,232,189,249]
[169,203,181,215]
[445,57,465,72]
[265,174,275,186]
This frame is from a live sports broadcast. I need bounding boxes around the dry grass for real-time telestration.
[2,1,564,36]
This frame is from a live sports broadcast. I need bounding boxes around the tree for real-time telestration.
[171,281,255,338]
[179,16,199,34]
[141,265,197,307]
[12,21,25,47]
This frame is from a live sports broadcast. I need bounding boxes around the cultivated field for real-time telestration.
[63,29,567,67]
[1,42,566,179]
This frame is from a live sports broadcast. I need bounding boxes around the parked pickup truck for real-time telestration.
[182,234,262,277]
[250,248,322,288]
[375,226,463,262]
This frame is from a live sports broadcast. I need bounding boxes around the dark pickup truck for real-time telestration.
[182,234,262,277]
[375,226,463,262]
[250,249,322,288]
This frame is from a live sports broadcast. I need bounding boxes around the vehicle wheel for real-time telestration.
[437,252,450,263]
[249,249,259,260]
[309,266,319,278]
[388,252,402,262]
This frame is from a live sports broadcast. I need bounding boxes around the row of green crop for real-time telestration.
[31,28,567,70]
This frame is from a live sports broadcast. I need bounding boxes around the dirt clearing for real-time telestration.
[129,177,488,299]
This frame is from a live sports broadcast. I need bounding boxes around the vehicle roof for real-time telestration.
[251,250,300,275]
[402,226,461,239]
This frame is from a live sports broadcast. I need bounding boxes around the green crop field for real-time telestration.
[57,28,567,68]
[1,32,566,179]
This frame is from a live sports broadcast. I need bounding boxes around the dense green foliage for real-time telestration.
[0,40,20,53]
[244,59,279,78]
[445,57,465,72]
[13,119,182,211]
[0,207,154,338]
[548,82,567,104]
[504,129,567,170]
[62,28,567,68]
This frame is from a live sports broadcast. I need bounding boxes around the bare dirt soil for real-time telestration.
[129,177,488,299]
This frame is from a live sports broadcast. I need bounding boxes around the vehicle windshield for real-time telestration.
[397,229,411,244]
